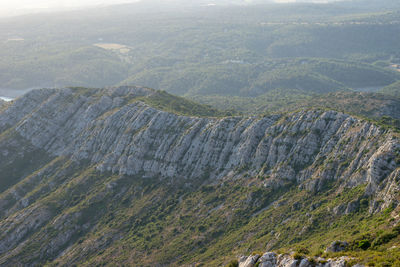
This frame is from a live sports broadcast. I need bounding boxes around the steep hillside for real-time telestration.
[0,87,399,266]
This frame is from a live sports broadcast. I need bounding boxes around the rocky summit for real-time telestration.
[0,86,399,266]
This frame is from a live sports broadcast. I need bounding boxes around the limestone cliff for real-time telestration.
[0,86,399,266]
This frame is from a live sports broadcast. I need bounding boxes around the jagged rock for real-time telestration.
[259,252,277,267]
[239,255,260,267]
[325,241,349,253]
[277,255,297,267]
[323,257,347,267]
[259,252,277,263]
[0,87,397,194]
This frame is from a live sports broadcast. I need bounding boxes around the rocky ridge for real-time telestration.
[0,86,399,266]
[1,87,398,203]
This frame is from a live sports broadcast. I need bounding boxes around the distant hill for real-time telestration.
[120,58,400,96]
[1,1,400,97]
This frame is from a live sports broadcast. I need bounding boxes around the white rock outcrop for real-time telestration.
[239,252,360,267]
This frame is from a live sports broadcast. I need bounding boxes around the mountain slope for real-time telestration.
[0,87,399,266]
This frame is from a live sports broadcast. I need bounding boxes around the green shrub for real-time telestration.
[358,240,371,250]
[360,198,369,208]
[293,253,304,260]
[392,224,400,234]
[226,260,238,267]
[296,247,310,255]
[308,257,317,264]
[372,231,398,247]
[313,250,323,257]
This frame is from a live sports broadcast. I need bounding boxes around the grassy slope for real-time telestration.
[67,87,231,117]
[192,91,400,131]
[135,90,232,117]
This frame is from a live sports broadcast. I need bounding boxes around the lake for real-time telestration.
[0,96,13,101]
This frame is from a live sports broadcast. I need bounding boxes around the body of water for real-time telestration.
[0,96,13,101]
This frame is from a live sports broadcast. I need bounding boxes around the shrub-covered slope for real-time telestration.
[380,81,400,98]
[193,91,400,131]
[0,87,399,266]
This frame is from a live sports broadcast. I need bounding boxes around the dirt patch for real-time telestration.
[94,43,131,54]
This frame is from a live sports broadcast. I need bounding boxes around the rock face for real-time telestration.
[0,87,399,266]
[0,87,398,196]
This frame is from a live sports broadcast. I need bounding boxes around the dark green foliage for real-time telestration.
[372,231,399,247]
[226,260,239,267]
[296,247,310,255]
[360,199,369,209]
[293,252,304,260]
[358,240,371,250]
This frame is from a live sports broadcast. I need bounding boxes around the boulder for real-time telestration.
[260,262,274,267]
[325,241,348,253]
[277,255,297,267]
[259,252,277,267]
[299,258,311,267]
[239,255,260,267]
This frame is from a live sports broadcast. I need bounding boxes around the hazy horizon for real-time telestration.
[0,0,142,17]
[0,0,347,17]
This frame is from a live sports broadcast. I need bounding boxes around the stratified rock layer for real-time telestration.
[0,86,399,266]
